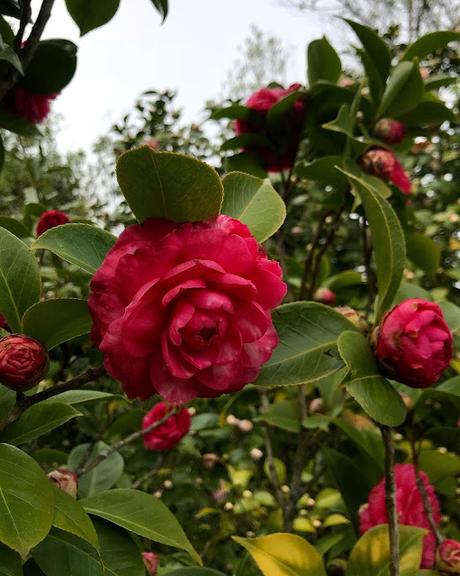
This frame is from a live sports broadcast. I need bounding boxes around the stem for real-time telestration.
[361,218,375,321]
[15,0,32,50]
[132,455,164,489]
[380,426,400,576]
[299,210,331,300]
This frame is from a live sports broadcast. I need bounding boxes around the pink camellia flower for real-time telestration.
[375,298,452,388]
[235,83,307,172]
[142,402,191,451]
[36,210,71,237]
[89,216,286,403]
[313,287,336,306]
[360,463,441,569]
[361,148,412,194]
[0,335,48,391]
[47,468,78,498]
[375,118,405,144]
[9,87,58,124]
[438,539,460,573]
[142,552,159,575]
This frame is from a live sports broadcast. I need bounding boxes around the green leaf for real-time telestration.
[333,418,384,472]
[406,233,440,278]
[210,104,251,121]
[32,529,103,576]
[93,519,144,576]
[267,90,306,132]
[221,172,285,242]
[225,152,267,179]
[340,170,405,320]
[0,0,21,19]
[424,74,458,91]
[82,489,201,565]
[418,449,460,485]
[46,390,117,407]
[0,15,14,45]
[233,533,327,576]
[257,400,301,433]
[1,403,81,446]
[0,226,41,332]
[378,61,424,118]
[0,41,22,74]
[32,224,116,275]
[68,442,124,498]
[0,443,54,557]
[221,133,270,151]
[439,301,460,333]
[256,302,358,388]
[307,37,342,85]
[344,20,391,85]
[116,147,223,223]
[398,101,455,127]
[21,40,77,93]
[0,217,30,238]
[52,487,99,550]
[0,384,15,420]
[302,414,330,431]
[403,31,460,62]
[165,570,225,576]
[0,110,40,136]
[295,156,348,190]
[65,0,120,36]
[22,299,92,350]
[0,542,22,576]
[345,525,426,576]
[149,0,168,21]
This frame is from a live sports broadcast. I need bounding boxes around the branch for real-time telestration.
[15,0,32,51]
[299,210,332,300]
[380,425,400,576]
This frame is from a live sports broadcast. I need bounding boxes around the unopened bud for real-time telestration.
[314,288,336,306]
[202,453,219,470]
[309,398,323,414]
[142,552,159,575]
[238,419,253,432]
[250,448,264,461]
[335,306,368,332]
[47,468,78,498]
[226,414,238,426]
[0,335,48,391]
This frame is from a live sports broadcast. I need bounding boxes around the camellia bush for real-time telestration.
[0,2,459,575]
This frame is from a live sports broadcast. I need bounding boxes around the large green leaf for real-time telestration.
[307,36,342,85]
[295,156,347,189]
[341,170,405,320]
[0,0,21,18]
[345,525,426,576]
[234,533,327,576]
[32,224,116,275]
[0,226,41,332]
[0,217,30,239]
[378,61,424,118]
[221,172,285,242]
[93,519,144,576]
[52,487,99,550]
[22,299,92,350]
[257,400,301,433]
[32,529,103,576]
[0,384,15,420]
[0,443,54,557]
[82,489,201,565]
[403,31,460,62]
[20,40,77,93]
[0,542,22,576]
[65,0,120,36]
[116,147,223,223]
[406,233,440,278]
[47,390,117,407]
[398,101,455,127]
[256,302,358,388]
[0,110,40,136]
[1,403,81,446]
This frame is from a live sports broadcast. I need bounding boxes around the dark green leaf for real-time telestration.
[398,101,455,126]
[52,487,99,550]
[0,109,39,136]
[93,519,144,576]
[424,75,458,91]
[47,390,117,407]
[406,233,440,278]
[307,37,342,85]
[378,61,424,118]
[225,152,267,178]
[149,0,168,22]
[403,31,460,62]
[0,0,20,18]
[344,19,391,84]
[210,104,250,121]
[165,570,225,576]
[295,156,348,189]
[0,41,22,74]
[439,301,460,333]
[0,15,14,45]
[221,133,270,151]
[0,542,22,576]
[0,384,15,420]
[257,400,301,433]
[21,40,77,93]
[65,0,120,36]
[0,217,31,238]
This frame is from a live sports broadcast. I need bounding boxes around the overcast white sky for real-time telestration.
[41,0,346,152]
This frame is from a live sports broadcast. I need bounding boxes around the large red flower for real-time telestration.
[235,83,306,172]
[359,464,441,569]
[89,216,286,403]
[9,88,58,124]
[361,148,411,194]
[142,402,191,451]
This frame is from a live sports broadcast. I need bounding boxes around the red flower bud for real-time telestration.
[142,552,159,575]
[335,306,368,332]
[0,335,48,391]
[438,539,460,573]
[375,118,405,144]
[47,468,78,498]
[375,299,452,388]
[142,402,191,451]
[361,148,411,194]
[36,210,71,237]
[314,288,336,305]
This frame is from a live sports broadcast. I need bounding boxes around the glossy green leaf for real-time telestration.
[82,489,201,564]
[256,302,358,388]
[307,37,342,85]
[344,19,391,84]
[0,443,54,557]
[221,172,285,242]
[341,170,405,320]
[418,449,460,485]
[65,0,120,36]
[295,156,347,189]
[406,233,440,278]
[257,400,301,433]
[210,104,250,121]
[149,0,168,21]
[21,40,77,93]
[93,519,144,576]
[403,31,460,61]
[32,529,103,576]
[22,298,92,350]
[0,542,22,576]
[225,152,267,178]
[399,101,455,127]
[345,525,426,576]
[32,224,116,275]
[0,384,15,420]
[0,217,30,238]
[0,227,40,332]
[378,61,424,118]
[117,147,223,223]
[234,533,327,576]
[439,301,460,333]
[1,403,81,446]
[424,74,458,91]
[47,390,117,407]
[52,487,99,550]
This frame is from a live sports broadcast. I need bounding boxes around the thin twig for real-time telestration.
[15,0,32,50]
[381,426,400,576]
[299,210,332,300]
[361,219,375,321]
[132,456,165,490]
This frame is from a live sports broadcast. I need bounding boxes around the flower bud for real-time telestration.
[142,552,159,575]
[309,398,323,414]
[202,453,219,470]
[36,210,70,237]
[361,148,411,194]
[238,419,253,432]
[0,335,48,391]
[250,448,264,461]
[375,118,405,144]
[438,539,460,573]
[145,138,160,151]
[314,288,336,306]
[47,468,78,498]
[335,306,368,332]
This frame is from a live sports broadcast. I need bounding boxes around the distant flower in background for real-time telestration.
[9,87,58,124]
[36,210,71,237]
[361,148,412,194]
[143,402,191,451]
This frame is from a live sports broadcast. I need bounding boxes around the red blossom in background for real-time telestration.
[89,215,286,403]
[36,210,71,237]
[438,539,460,573]
[313,287,336,305]
[375,118,406,144]
[142,402,191,451]
[359,463,441,569]
[235,83,307,172]
[375,298,452,388]
[9,87,58,124]
[0,335,48,391]
[142,552,159,575]
[361,148,412,194]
